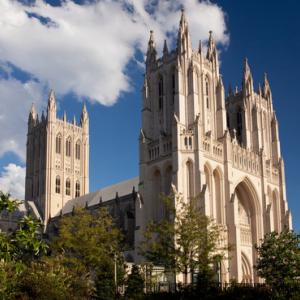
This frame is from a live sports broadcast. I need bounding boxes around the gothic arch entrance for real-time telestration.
[241,252,252,283]
[232,178,262,283]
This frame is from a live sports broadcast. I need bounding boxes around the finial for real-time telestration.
[179,6,187,27]
[218,74,224,87]
[228,84,233,96]
[73,115,76,125]
[163,39,169,56]
[235,86,239,94]
[206,30,216,61]
[63,111,66,121]
[30,103,37,116]
[258,83,262,96]
[81,102,88,125]
[198,40,202,54]
[146,30,156,64]
[41,110,45,122]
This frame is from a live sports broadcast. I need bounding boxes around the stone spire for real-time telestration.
[263,72,272,99]
[163,39,169,57]
[198,40,202,55]
[47,89,56,111]
[206,31,215,60]
[242,58,253,95]
[206,31,219,75]
[80,102,89,126]
[146,30,157,67]
[243,58,251,77]
[258,83,262,96]
[46,90,56,122]
[177,7,192,57]
[28,103,38,126]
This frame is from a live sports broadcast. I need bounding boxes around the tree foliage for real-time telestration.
[125,264,145,299]
[139,192,226,284]
[51,206,125,299]
[256,230,300,299]
[0,193,47,262]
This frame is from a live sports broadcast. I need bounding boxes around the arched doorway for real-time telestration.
[233,179,261,283]
[241,252,252,283]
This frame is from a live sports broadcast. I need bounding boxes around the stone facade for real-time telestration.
[135,10,292,283]
[24,9,293,284]
[25,91,89,225]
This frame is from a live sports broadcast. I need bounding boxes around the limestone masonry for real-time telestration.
[25,10,292,284]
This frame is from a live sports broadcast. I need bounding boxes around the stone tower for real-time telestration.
[25,91,89,225]
[135,10,292,283]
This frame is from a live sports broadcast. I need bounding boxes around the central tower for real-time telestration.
[25,91,89,225]
[136,8,227,236]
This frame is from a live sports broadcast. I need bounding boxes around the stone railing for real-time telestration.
[232,144,261,176]
[202,138,223,161]
[181,129,194,151]
[148,136,172,161]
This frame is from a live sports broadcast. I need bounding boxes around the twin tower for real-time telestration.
[136,9,291,283]
[25,10,292,283]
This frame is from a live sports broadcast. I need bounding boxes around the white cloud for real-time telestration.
[0,0,229,160]
[0,76,44,160]
[0,163,26,199]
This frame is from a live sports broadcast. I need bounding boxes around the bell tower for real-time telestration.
[25,91,89,225]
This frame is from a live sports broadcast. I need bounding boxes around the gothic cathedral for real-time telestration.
[24,10,292,284]
[135,10,292,283]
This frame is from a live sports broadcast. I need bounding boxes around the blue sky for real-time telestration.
[0,0,298,231]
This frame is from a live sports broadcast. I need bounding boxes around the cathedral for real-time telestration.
[25,10,292,284]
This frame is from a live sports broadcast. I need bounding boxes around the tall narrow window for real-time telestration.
[56,134,62,154]
[205,77,210,109]
[55,176,61,194]
[66,178,71,196]
[172,73,175,104]
[75,181,80,197]
[158,76,163,110]
[66,137,71,157]
[237,108,243,141]
[75,141,80,160]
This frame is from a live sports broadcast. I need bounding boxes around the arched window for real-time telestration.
[186,160,194,199]
[158,76,163,110]
[56,134,62,154]
[55,176,61,194]
[237,108,243,138]
[66,137,71,157]
[66,178,71,196]
[184,137,188,146]
[75,140,80,160]
[75,181,80,198]
[188,69,193,95]
[205,76,210,109]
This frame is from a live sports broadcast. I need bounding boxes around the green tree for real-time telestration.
[256,230,300,299]
[0,192,47,262]
[139,192,226,285]
[15,256,93,300]
[0,191,20,213]
[125,264,145,300]
[51,206,125,299]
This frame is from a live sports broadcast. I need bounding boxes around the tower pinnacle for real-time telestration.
[81,102,89,126]
[146,30,157,66]
[177,7,192,57]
